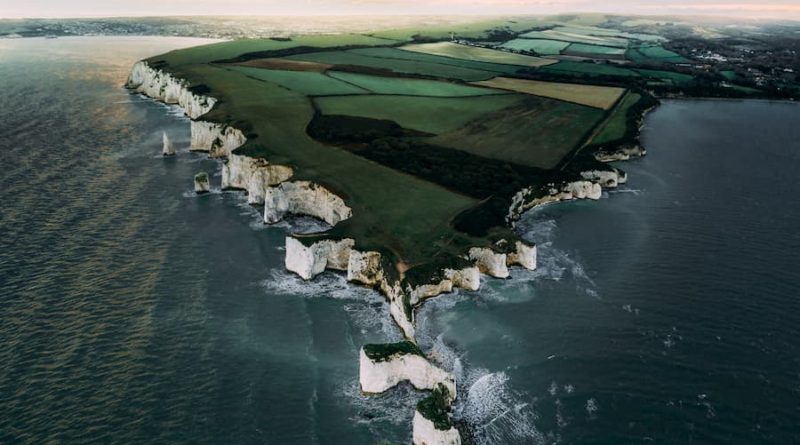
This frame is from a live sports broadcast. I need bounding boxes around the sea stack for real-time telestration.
[162,131,175,156]
[194,172,210,194]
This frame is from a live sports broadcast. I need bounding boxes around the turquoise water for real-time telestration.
[1,37,799,444]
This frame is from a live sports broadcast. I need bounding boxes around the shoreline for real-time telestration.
[126,59,645,444]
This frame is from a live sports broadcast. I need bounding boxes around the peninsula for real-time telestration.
[125,14,797,444]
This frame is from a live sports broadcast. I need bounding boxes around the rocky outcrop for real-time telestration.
[264,181,352,227]
[581,167,627,188]
[595,144,646,162]
[222,154,294,204]
[408,280,454,306]
[190,121,247,158]
[285,237,354,280]
[508,179,603,223]
[359,347,456,397]
[162,131,175,156]
[126,61,215,119]
[507,240,538,270]
[380,279,416,340]
[194,172,210,194]
[413,411,461,445]
[468,247,509,279]
[444,267,481,292]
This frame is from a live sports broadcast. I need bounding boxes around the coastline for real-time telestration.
[125,59,646,444]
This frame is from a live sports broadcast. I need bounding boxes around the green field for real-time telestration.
[565,43,627,56]
[541,60,640,77]
[284,50,499,81]
[399,42,556,67]
[326,71,508,97]
[591,92,642,146]
[634,69,694,84]
[499,39,570,55]
[141,19,657,268]
[314,94,525,134]
[351,47,524,74]
[520,29,629,48]
[627,45,690,64]
[431,97,605,169]
[228,66,370,96]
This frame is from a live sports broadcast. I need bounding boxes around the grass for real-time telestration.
[229,66,370,96]
[591,92,642,146]
[314,94,525,134]
[499,39,570,55]
[540,60,640,77]
[399,42,557,68]
[565,43,627,56]
[472,77,625,109]
[520,29,629,48]
[634,69,694,85]
[177,64,479,264]
[363,341,424,362]
[351,47,524,74]
[431,97,605,169]
[627,45,690,64]
[148,34,392,69]
[284,50,499,81]
[326,71,507,97]
[417,384,454,430]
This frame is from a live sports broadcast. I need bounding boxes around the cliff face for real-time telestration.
[412,411,461,445]
[190,121,247,158]
[264,181,353,227]
[508,178,603,223]
[222,154,294,205]
[127,61,215,119]
[359,349,456,397]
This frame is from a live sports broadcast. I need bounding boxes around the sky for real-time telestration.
[2,0,800,20]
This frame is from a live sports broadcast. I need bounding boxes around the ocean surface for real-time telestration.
[1,37,799,444]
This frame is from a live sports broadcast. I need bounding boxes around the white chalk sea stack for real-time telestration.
[194,172,210,194]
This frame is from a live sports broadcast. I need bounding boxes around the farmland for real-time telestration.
[399,42,556,67]
[472,77,625,109]
[140,16,694,270]
[499,39,570,55]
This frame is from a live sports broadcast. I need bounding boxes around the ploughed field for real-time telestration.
[145,19,676,268]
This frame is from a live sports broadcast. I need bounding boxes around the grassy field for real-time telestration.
[229,66,370,96]
[541,60,640,77]
[431,97,605,169]
[143,19,654,267]
[148,34,392,69]
[520,29,629,48]
[499,39,570,55]
[591,92,641,146]
[326,71,508,96]
[314,94,525,134]
[634,69,695,84]
[399,42,557,67]
[350,48,524,74]
[627,45,690,64]
[565,43,627,56]
[472,77,625,109]
[176,64,482,263]
[284,50,499,81]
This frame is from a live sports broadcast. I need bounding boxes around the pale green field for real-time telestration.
[499,39,570,55]
[565,43,628,56]
[399,42,557,67]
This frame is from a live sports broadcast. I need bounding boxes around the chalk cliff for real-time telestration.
[264,181,353,227]
[190,121,247,158]
[595,144,646,162]
[285,237,354,280]
[222,154,294,204]
[359,348,456,397]
[126,61,215,119]
[413,411,461,445]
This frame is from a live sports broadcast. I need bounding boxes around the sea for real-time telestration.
[1,37,799,445]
